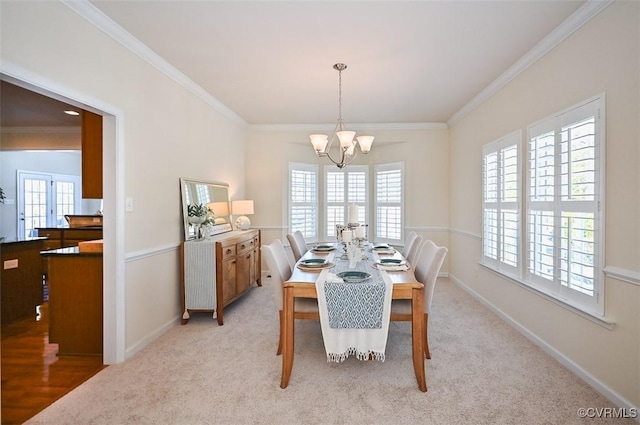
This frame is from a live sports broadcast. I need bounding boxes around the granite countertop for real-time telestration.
[40,246,103,256]
[0,236,48,245]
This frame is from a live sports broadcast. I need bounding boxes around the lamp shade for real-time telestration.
[310,134,329,153]
[337,130,356,149]
[232,200,254,215]
[356,135,374,153]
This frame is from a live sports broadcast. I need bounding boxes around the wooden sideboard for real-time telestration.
[181,229,261,325]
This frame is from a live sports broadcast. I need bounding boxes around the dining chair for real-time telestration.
[401,231,418,258]
[405,234,423,267]
[390,240,447,359]
[261,239,319,355]
[286,231,308,261]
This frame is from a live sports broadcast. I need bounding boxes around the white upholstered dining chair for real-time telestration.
[403,232,423,267]
[261,239,319,355]
[402,231,418,257]
[390,240,447,359]
[286,231,308,261]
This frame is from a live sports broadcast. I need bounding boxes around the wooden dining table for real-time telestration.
[280,243,427,392]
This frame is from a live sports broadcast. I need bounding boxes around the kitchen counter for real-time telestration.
[1,238,47,323]
[41,246,103,256]
[43,247,103,356]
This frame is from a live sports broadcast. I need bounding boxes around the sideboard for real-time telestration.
[180,229,261,325]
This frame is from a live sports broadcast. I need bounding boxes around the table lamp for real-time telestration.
[232,200,254,230]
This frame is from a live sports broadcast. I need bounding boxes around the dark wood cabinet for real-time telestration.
[42,249,103,356]
[0,239,45,324]
[37,227,103,248]
[81,110,103,199]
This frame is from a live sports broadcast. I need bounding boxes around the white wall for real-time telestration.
[0,151,79,239]
[1,1,247,360]
[448,1,639,409]
[246,126,451,267]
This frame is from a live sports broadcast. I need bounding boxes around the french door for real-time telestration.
[18,171,81,238]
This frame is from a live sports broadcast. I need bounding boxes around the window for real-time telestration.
[325,165,368,240]
[526,96,604,314]
[18,171,81,238]
[482,131,521,277]
[375,163,403,244]
[289,162,318,241]
[288,161,404,244]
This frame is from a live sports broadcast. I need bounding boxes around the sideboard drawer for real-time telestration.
[220,245,236,260]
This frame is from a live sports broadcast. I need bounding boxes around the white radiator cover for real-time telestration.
[184,240,217,310]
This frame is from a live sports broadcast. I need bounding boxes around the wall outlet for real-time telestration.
[4,259,18,269]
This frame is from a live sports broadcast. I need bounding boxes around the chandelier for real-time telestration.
[309,63,374,169]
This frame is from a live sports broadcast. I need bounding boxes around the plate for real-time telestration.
[312,244,335,251]
[297,262,334,272]
[376,258,406,266]
[372,243,390,249]
[299,258,328,267]
[337,271,372,283]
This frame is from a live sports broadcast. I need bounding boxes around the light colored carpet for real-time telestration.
[26,277,630,425]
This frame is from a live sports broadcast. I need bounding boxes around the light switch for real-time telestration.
[125,197,133,212]
[4,259,18,269]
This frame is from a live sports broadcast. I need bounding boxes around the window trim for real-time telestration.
[524,94,605,316]
[288,162,319,242]
[480,94,606,320]
[374,162,404,244]
[481,130,522,280]
[324,164,369,242]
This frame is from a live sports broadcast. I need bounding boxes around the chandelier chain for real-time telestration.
[338,67,342,123]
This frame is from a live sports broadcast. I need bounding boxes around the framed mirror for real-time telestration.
[180,178,232,240]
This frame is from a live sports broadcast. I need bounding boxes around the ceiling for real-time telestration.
[1,81,81,128]
[1,1,587,128]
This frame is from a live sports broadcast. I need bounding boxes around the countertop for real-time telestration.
[40,246,103,257]
[0,236,48,245]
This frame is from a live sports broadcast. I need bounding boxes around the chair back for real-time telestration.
[261,239,292,309]
[287,231,308,261]
[406,235,423,267]
[401,231,418,257]
[413,240,448,314]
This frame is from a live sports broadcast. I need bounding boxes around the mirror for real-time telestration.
[180,178,232,240]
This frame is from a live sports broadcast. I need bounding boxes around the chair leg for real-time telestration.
[277,309,283,355]
[424,313,431,359]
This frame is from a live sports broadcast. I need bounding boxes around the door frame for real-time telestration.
[1,65,126,364]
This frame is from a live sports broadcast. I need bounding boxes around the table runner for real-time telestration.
[315,259,393,363]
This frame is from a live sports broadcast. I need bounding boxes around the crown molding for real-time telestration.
[447,0,614,126]
[61,0,246,126]
[249,122,448,132]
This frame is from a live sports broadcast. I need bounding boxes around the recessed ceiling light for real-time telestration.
[64,110,80,116]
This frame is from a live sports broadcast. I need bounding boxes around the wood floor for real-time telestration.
[1,304,105,424]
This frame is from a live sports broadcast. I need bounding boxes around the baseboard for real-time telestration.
[448,273,639,419]
[125,315,181,360]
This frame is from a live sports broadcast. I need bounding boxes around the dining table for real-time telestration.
[280,242,427,392]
